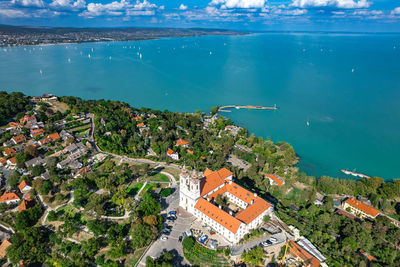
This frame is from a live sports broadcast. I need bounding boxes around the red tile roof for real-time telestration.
[31,129,44,137]
[48,132,60,142]
[133,116,142,121]
[12,135,26,144]
[360,249,376,261]
[195,198,242,234]
[289,241,321,267]
[345,197,380,217]
[4,148,16,156]
[186,149,194,155]
[176,139,189,146]
[0,239,12,258]
[226,182,257,205]
[9,122,21,128]
[20,115,36,123]
[18,180,30,192]
[200,168,233,196]
[18,199,34,213]
[235,197,271,224]
[0,158,6,165]
[266,174,284,187]
[203,168,213,176]
[167,148,175,155]
[39,137,51,145]
[0,192,20,202]
[8,157,16,164]
[136,122,145,128]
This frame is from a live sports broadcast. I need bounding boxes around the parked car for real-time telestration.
[269,237,278,243]
[178,236,183,242]
[161,236,168,241]
[261,240,272,247]
[168,211,177,216]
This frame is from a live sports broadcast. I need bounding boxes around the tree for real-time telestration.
[31,165,45,177]
[263,215,271,223]
[211,106,219,115]
[47,210,58,222]
[40,180,53,195]
[215,194,228,207]
[7,170,20,188]
[138,192,161,217]
[6,227,51,265]
[241,246,265,266]
[25,145,38,157]
[81,238,100,259]
[130,223,157,249]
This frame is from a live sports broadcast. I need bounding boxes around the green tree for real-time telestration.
[130,223,157,249]
[182,236,195,251]
[241,246,265,266]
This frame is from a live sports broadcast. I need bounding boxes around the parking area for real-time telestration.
[190,218,231,248]
[138,214,195,266]
[231,231,289,256]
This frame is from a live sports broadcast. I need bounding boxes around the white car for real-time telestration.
[161,236,168,241]
[269,237,278,243]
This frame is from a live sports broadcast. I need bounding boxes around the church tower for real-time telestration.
[179,166,201,214]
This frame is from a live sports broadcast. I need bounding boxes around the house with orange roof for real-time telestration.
[360,249,376,261]
[176,139,189,148]
[289,241,321,267]
[7,157,17,168]
[9,122,22,129]
[18,198,34,213]
[20,115,37,124]
[167,148,179,160]
[3,148,16,157]
[48,132,60,142]
[0,239,12,259]
[0,192,20,205]
[132,116,142,121]
[179,167,273,244]
[136,122,145,128]
[186,149,194,155]
[31,128,44,138]
[266,174,285,187]
[343,197,380,219]
[18,180,32,194]
[0,158,6,166]
[11,135,26,145]
[39,137,51,146]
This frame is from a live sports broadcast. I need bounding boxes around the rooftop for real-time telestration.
[345,197,380,217]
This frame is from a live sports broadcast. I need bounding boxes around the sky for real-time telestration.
[0,0,400,32]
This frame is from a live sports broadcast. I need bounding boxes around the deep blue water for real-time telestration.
[1,33,400,180]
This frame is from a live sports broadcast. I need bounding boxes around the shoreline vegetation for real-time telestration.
[1,92,400,266]
[0,25,246,47]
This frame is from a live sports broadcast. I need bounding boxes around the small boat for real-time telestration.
[351,68,355,73]
[306,120,310,127]
[109,56,112,60]
[68,58,71,63]
[39,69,43,75]
[91,48,94,52]
[209,51,212,55]
[139,53,142,59]
[88,54,91,58]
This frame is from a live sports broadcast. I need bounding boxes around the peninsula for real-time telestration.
[0,92,399,267]
[0,25,246,47]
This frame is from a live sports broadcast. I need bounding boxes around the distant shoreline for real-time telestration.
[0,25,247,47]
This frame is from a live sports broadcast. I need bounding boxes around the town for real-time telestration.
[0,91,400,267]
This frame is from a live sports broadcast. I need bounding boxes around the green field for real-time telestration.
[126,182,144,195]
[149,173,170,182]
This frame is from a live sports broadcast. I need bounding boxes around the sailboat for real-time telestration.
[88,54,91,58]
[109,56,112,60]
[209,51,212,55]
[68,58,71,63]
[351,68,355,73]
[306,119,310,127]
[139,53,142,59]
[39,69,43,75]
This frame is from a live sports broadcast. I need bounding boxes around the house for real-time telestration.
[25,157,45,168]
[0,239,12,259]
[224,125,242,136]
[8,122,22,129]
[18,198,34,213]
[2,140,14,147]
[186,149,194,155]
[132,116,142,121]
[18,180,32,194]
[0,158,7,167]
[74,167,91,178]
[59,130,73,141]
[360,249,376,261]
[3,148,16,157]
[343,197,380,219]
[167,149,179,160]
[176,139,189,148]
[38,137,51,146]
[288,241,321,267]
[48,132,60,142]
[266,174,285,187]
[136,122,145,128]
[13,144,25,153]
[41,170,50,180]
[297,238,327,263]
[19,115,37,124]
[31,129,44,138]
[0,192,20,204]
[11,135,26,145]
[7,157,17,168]
[180,167,273,244]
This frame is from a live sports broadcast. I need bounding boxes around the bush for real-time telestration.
[47,210,57,222]
[160,188,173,197]
[182,236,195,251]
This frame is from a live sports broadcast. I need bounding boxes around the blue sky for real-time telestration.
[0,0,400,31]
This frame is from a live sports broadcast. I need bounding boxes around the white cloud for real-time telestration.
[0,8,30,18]
[11,0,44,8]
[80,0,157,17]
[291,0,370,9]
[210,0,267,9]
[353,10,382,16]
[391,7,400,15]
[50,0,86,10]
[179,4,188,10]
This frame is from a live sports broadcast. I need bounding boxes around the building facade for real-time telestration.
[179,167,273,244]
[343,197,380,220]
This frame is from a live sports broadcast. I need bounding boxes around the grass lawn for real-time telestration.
[124,247,147,266]
[126,182,144,195]
[139,183,155,196]
[163,167,180,181]
[56,204,78,217]
[184,242,230,267]
[285,187,305,201]
[148,173,170,182]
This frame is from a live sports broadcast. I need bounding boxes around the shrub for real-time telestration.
[182,236,195,251]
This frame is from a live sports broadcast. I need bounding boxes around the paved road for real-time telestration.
[230,231,290,256]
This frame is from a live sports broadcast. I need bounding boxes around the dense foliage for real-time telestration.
[0,91,30,125]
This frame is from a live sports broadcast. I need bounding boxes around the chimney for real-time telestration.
[251,200,254,205]
[229,180,232,185]
[229,211,233,215]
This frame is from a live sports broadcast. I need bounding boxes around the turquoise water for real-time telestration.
[1,33,400,180]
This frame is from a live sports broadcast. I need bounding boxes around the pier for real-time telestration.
[218,104,278,113]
